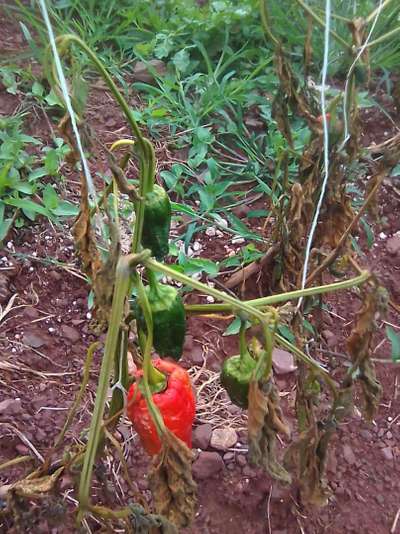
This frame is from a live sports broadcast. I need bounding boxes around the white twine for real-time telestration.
[298,0,332,309]
[37,0,97,205]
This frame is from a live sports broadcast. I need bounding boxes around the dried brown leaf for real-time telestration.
[286,366,352,507]
[72,171,120,331]
[248,379,291,483]
[272,92,293,146]
[149,429,197,529]
[9,467,64,499]
[346,286,388,420]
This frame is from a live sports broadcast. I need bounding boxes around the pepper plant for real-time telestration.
[39,33,372,529]
[5,5,395,527]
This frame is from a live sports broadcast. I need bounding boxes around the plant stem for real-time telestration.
[145,259,337,386]
[259,0,281,48]
[293,0,352,52]
[239,320,247,357]
[47,341,99,464]
[134,272,166,435]
[276,334,338,396]
[54,35,155,254]
[184,271,370,314]
[366,0,396,24]
[78,256,133,513]
[56,35,146,152]
[306,166,387,285]
[145,258,268,324]
[365,25,400,49]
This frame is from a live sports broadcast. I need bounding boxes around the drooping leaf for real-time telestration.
[247,379,291,483]
[346,286,388,420]
[149,429,197,529]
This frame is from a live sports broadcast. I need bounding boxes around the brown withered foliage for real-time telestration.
[5,468,64,533]
[58,115,121,331]
[247,379,291,483]
[273,49,320,132]
[149,430,197,529]
[285,363,353,507]
[128,504,178,534]
[72,171,120,331]
[318,155,354,250]
[345,285,388,421]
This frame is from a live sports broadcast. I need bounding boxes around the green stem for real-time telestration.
[132,138,156,254]
[259,0,281,48]
[293,0,352,52]
[78,250,150,518]
[239,321,247,357]
[145,259,278,377]
[53,35,155,255]
[366,0,396,24]
[78,256,133,513]
[254,316,275,381]
[364,26,400,49]
[134,272,166,435]
[55,35,146,152]
[184,271,370,314]
[144,258,268,325]
[276,333,337,397]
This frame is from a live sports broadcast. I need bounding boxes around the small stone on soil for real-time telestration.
[381,447,394,461]
[242,466,258,478]
[15,444,29,455]
[360,430,373,440]
[188,345,204,365]
[223,452,234,463]
[192,424,212,450]
[386,235,400,256]
[205,227,216,237]
[322,329,338,347]
[0,398,22,415]
[343,444,357,465]
[236,454,247,467]
[226,404,241,415]
[49,270,62,281]
[133,59,166,84]
[272,348,297,375]
[210,428,238,451]
[192,451,224,480]
[22,331,47,348]
[61,325,81,343]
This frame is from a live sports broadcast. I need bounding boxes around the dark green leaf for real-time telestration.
[43,184,59,210]
[0,219,12,242]
[247,209,269,218]
[171,202,197,217]
[277,325,295,344]
[4,197,49,217]
[223,317,251,336]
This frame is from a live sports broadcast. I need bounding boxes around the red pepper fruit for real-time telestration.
[127,358,196,455]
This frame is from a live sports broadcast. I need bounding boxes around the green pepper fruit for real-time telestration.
[220,321,256,408]
[135,274,186,361]
[221,350,256,409]
[141,184,171,261]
